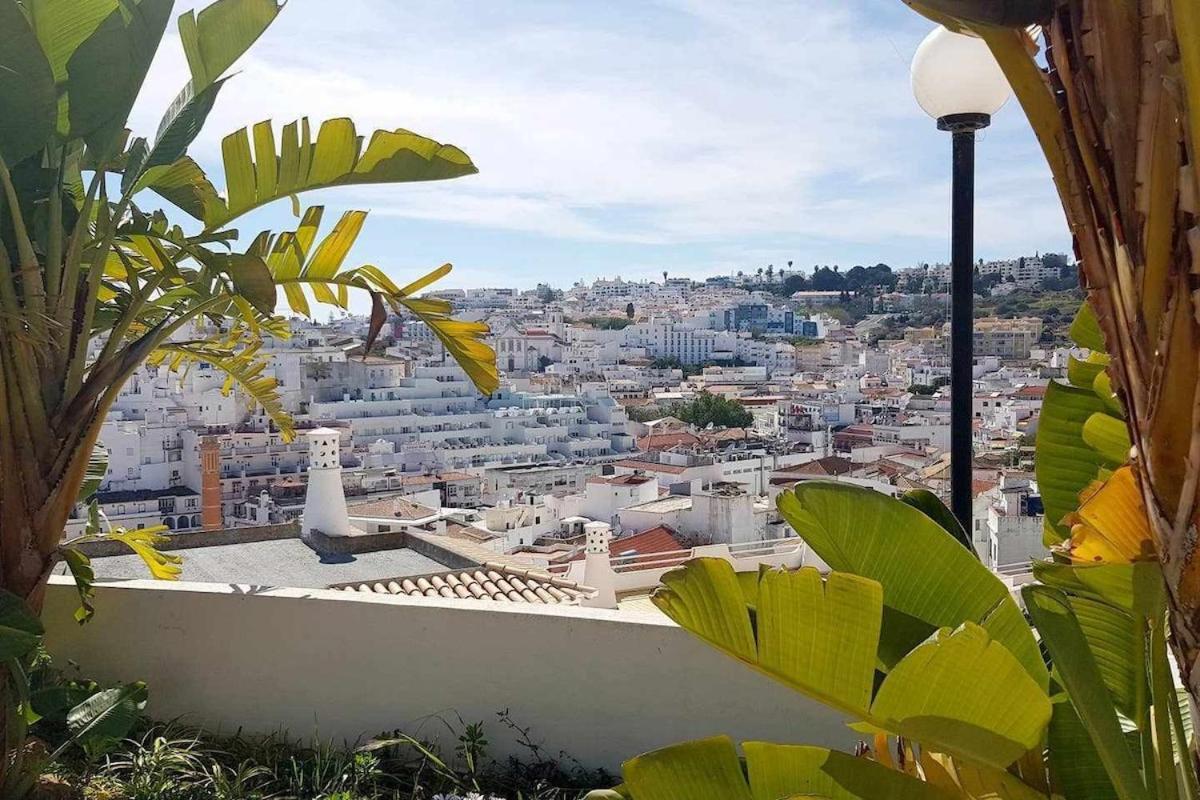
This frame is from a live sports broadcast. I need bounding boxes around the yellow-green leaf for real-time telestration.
[870,623,1052,768]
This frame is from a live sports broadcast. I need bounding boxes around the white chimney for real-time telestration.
[301,427,358,538]
[580,521,617,609]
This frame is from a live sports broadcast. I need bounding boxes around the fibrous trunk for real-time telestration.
[994,1,1200,701]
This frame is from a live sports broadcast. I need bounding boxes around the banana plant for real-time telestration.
[0,0,498,617]
[594,483,1196,799]
[898,0,1200,727]
[596,294,1197,798]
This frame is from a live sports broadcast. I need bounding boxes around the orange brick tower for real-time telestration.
[200,436,222,530]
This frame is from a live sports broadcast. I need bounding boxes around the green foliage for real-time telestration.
[897,488,976,557]
[48,715,605,800]
[0,630,150,797]
[581,316,632,330]
[975,287,1085,342]
[672,391,753,429]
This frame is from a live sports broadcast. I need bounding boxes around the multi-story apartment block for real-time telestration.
[970,317,1044,359]
[625,321,737,365]
[308,365,631,473]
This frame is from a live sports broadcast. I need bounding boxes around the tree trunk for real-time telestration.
[1029,2,1200,706]
[0,352,102,611]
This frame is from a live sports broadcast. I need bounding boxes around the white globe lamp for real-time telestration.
[911,26,1011,131]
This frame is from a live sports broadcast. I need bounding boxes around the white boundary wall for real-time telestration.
[42,576,852,770]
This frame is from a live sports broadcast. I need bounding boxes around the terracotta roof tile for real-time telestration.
[334,562,594,605]
[635,432,702,450]
[586,526,683,563]
[346,496,438,520]
[612,459,688,474]
[788,456,854,477]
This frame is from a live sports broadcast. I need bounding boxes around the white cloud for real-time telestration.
[128,0,1069,278]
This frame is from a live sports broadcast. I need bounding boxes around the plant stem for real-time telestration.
[1154,616,1184,800]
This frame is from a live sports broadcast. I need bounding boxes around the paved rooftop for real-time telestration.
[71,538,450,589]
[621,495,692,513]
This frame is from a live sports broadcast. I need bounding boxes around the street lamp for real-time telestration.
[911,26,1011,536]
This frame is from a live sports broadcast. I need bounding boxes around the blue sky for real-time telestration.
[130,0,1070,302]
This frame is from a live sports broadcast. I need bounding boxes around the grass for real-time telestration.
[39,712,613,800]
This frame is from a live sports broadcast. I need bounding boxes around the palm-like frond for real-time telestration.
[263,206,499,395]
[141,117,477,230]
[148,338,293,440]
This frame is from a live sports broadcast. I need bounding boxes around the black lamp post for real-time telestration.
[911,27,1012,535]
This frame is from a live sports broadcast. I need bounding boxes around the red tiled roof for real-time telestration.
[613,459,688,475]
[636,431,701,450]
[567,525,685,564]
[346,496,438,520]
[1015,385,1047,398]
[788,456,854,477]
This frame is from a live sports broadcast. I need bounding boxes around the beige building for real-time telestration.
[969,317,1043,359]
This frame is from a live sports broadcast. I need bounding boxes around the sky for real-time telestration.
[129,0,1071,303]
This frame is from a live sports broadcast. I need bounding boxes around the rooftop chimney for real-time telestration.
[301,427,358,538]
[580,522,617,609]
[200,436,222,530]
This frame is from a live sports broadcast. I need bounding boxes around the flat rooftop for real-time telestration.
[621,495,692,514]
[64,538,449,589]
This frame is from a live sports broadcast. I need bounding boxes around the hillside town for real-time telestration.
[77,254,1072,598]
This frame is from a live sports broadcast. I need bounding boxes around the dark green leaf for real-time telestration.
[140,77,226,174]
[1048,698,1119,800]
[211,253,276,315]
[64,0,172,149]
[60,548,96,624]
[898,488,976,557]
[0,1,56,164]
[0,590,43,661]
[66,682,148,758]
[1023,586,1148,800]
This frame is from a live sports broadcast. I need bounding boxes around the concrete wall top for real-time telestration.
[42,576,852,771]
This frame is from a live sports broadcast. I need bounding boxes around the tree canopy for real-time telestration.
[674,392,753,429]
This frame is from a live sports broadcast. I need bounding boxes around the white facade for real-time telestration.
[309,365,629,472]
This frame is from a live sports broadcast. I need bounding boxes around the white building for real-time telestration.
[309,365,631,473]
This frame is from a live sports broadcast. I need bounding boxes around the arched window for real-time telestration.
[163,517,175,530]
[191,514,201,528]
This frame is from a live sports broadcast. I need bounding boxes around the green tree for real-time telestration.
[780,273,808,295]
[0,1,497,610]
[675,392,753,429]
[810,267,845,291]
[625,302,635,319]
